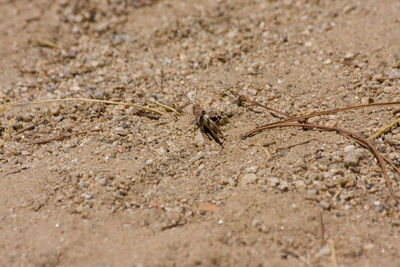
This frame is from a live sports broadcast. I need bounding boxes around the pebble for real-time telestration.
[194,130,205,146]
[243,166,258,173]
[96,177,109,186]
[344,145,356,153]
[317,245,331,256]
[319,200,330,210]
[240,173,258,185]
[278,181,289,191]
[268,177,280,187]
[343,146,363,167]
[83,193,94,200]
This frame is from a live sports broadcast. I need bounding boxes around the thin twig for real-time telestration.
[368,118,400,140]
[32,129,101,145]
[16,120,46,135]
[16,124,37,134]
[318,210,325,247]
[154,101,180,114]
[239,95,295,119]
[31,38,60,49]
[275,139,317,152]
[329,239,339,267]
[259,144,271,161]
[244,101,400,131]
[5,98,166,115]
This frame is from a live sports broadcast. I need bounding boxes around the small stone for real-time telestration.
[31,200,43,212]
[319,200,330,210]
[244,166,258,173]
[278,181,289,192]
[364,243,374,250]
[304,41,313,47]
[83,193,93,200]
[383,86,395,94]
[96,177,108,186]
[268,177,280,187]
[241,173,258,185]
[387,68,400,80]
[323,59,331,65]
[372,73,384,82]
[318,245,331,256]
[343,52,355,59]
[344,145,356,153]
[194,129,205,146]
[344,148,362,167]
[294,180,306,189]
[373,200,381,206]
[361,97,374,105]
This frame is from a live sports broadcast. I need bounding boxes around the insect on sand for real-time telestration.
[192,103,224,147]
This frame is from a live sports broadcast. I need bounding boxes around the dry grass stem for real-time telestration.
[329,239,339,267]
[154,101,180,114]
[3,98,167,115]
[30,38,60,49]
[319,210,325,247]
[368,118,400,140]
[32,129,101,145]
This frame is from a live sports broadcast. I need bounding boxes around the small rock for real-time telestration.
[96,177,109,186]
[364,243,375,250]
[372,73,384,82]
[31,200,43,212]
[241,173,258,185]
[387,68,400,80]
[83,193,93,200]
[278,181,289,191]
[194,129,205,146]
[244,166,258,173]
[344,204,352,210]
[319,200,330,210]
[294,180,306,189]
[304,41,313,47]
[373,200,381,206]
[317,245,331,256]
[343,52,355,59]
[344,147,363,167]
[344,145,356,153]
[268,177,280,187]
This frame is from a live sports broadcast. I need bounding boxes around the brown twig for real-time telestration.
[318,210,325,247]
[243,122,400,203]
[16,120,47,135]
[32,129,101,145]
[244,101,400,131]
[239,95,295,119]
[275,139,317,152]
[16,124,37,134]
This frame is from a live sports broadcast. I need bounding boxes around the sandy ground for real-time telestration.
[1,0,400,266]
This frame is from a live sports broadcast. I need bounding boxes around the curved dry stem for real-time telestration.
[245,100,400,130]
[243,121,400,203]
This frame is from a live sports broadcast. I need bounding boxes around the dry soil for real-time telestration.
[1,0,400,266]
